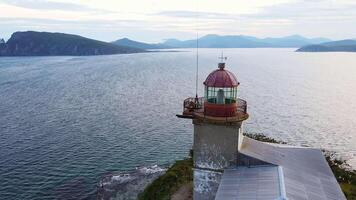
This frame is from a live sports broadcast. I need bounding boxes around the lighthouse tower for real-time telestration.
[177,60,248,199]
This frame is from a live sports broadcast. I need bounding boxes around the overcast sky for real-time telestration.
[0,0,355,42]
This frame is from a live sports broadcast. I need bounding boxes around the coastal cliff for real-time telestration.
[0,31,145,56]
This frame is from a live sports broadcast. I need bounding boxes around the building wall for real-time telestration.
[238,124,244,151]
[193,120,242,170]
[192,120,242,199]
[193,169,222,200]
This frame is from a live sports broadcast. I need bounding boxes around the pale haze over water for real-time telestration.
[0,48,355,199]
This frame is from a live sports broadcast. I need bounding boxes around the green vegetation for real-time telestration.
[139,134,356,200]
[341,183,356,200]
[0,31,144,56]
[137,151,193,200]
[324,151,356,199]
[243,133,287,144]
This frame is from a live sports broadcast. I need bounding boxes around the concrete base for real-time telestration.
[193,169,222,200]
[193,120,242,170]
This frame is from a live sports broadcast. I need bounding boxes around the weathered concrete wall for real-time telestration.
[193,169,222,200]
[192,120,243,200]
[193,120,242,170]
[237,124,244,151]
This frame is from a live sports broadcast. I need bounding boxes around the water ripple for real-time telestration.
[0,49,356,199]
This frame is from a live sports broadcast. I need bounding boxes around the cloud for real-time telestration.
[0,17,199,42]
[156,11,237,20]
[240,0,356,22]
[0,0,110,13]
[0,0,355,41]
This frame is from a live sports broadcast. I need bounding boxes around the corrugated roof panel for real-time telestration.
[215,166,282,200]
[239,136,346,200]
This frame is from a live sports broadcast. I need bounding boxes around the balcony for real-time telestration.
[177,97,249,123]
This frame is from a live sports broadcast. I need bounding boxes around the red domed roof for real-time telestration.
[204,63,239,87]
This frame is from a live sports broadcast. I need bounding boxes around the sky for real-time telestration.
[0,0,356,42]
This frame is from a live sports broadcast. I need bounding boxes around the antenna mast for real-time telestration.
[195,0,199,100]
[219,51,227,63]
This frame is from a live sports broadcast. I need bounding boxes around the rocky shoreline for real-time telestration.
[95,133,356,199]
[137,133,356,200]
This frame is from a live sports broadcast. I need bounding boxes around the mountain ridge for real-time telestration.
[112,34,333,49]
[0,31,145,56]
[112,38,172,49]
[296,39,356,52]
[162,34,332,48]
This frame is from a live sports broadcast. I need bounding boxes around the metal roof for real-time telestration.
[203,67,239,87]
[215,165,286,200]
[230,136,347,200]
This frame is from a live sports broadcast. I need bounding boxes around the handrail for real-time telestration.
[237,98,247,113]
[183,97,247,114]
[183,97,204,112]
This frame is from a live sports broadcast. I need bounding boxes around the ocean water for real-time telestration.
[0,48,356,199]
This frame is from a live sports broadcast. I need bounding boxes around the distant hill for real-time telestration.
[296,40,356,52]
[162,34,332,48]
[164,34,270,48]
[108,34,332,49]
[0,38,5,44]
[0,31,145,56]
[112,38,172,49]
[259,35,330,47]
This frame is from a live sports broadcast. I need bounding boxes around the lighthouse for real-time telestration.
[177,58,346,200]
[177,60,248,199]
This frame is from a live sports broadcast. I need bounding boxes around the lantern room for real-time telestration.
[177,61,248,122]
[204,63,239,104]
[203,63,240,117]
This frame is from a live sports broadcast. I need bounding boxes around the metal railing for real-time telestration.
[237,98,247,114]
[183,97,247,114]
[183,97,204,112]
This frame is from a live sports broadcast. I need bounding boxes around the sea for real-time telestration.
[0,48,355,199]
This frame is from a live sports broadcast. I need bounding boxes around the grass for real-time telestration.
[341,183,356,200]
[137,151,193,200]
[324,151,356,199]
[243,133,287,144]
[139,134,356,200]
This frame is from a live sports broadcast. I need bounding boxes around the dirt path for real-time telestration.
[171,182,193,200]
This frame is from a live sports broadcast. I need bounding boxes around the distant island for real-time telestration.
[112,38,173,49]
[111,34,332,49]
[2,31,354,55]
[0,31,145,56]
[297,39,356,52]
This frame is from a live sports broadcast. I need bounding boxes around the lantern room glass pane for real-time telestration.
[205,86,237,104]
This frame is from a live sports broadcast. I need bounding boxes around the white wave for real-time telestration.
[97,165,166,200]
[111,174,133,183]
[137,165,166,175]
